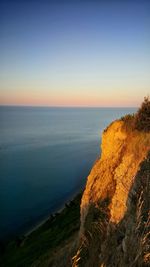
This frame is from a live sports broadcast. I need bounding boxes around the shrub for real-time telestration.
[121,113,135,131]
[134,96,150,132]
[121,114,134,122]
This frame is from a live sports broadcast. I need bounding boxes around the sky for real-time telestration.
[0,0,150,107]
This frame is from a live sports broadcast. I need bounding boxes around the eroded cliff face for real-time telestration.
[73,119,150,267]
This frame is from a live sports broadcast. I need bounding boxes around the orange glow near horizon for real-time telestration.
[0,90,141,107]
[1,0,150,108]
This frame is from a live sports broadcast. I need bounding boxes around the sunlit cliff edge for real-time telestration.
[72,99,150,267]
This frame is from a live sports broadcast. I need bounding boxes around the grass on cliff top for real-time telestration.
[121,96,150,132]
[0,192,82,267]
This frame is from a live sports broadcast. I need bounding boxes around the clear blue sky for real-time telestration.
[0,0,150,106]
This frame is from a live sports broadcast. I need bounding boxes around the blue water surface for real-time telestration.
[0,106,136,240]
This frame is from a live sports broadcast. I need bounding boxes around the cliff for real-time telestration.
[73,117,150,267]
[1,100,150,267]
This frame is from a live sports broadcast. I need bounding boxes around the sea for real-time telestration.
[0,106,136,241]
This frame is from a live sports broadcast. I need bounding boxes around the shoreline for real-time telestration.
[1,188,82,267]
[24,188,83,238]
[0,187,83,244]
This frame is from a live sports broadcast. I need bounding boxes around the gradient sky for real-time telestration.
[0,0,150,107]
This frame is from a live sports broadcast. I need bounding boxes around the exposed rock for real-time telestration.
[72,119,150,267]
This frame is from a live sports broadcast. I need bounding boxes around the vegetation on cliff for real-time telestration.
[135,96,150,132]
[121,96,150,132]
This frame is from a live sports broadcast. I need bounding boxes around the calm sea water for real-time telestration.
[0,106,136,240]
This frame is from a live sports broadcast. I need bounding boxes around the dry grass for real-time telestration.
[73,153,150,267]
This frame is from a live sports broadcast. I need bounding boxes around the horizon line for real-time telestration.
[0,104,138,108]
